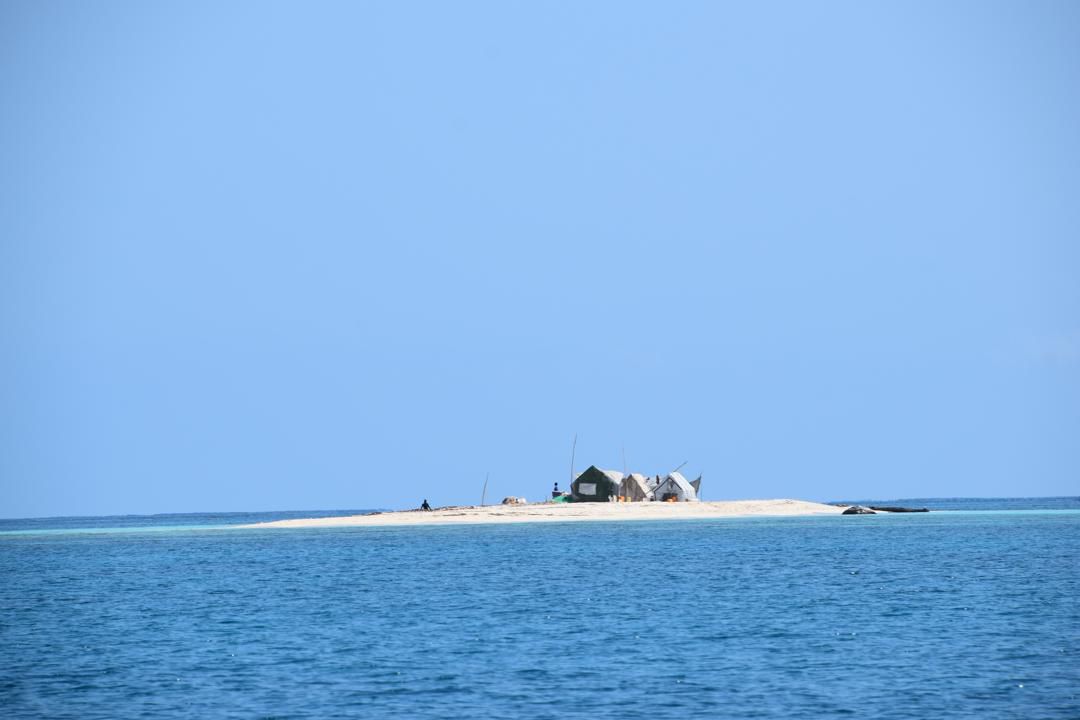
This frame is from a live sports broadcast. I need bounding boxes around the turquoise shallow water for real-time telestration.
[1,504,1078,718]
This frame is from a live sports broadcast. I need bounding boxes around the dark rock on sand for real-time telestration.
[842,505,876,515]
[869,506,929,513]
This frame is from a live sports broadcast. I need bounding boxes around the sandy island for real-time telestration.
[242,499,854,530]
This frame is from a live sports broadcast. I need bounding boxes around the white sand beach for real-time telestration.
[243,499,849,529]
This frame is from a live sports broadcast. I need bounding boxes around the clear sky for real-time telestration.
[2,1,1078,518]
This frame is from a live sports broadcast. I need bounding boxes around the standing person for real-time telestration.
[420,499,431,511]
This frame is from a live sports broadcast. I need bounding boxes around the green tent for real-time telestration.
[570,466,624,502]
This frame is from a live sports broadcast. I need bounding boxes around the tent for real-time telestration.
[653,471,700,502]
[620,473,655,502]
[571,466,624,502]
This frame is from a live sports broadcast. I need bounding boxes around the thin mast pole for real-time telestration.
[570,434,577,484]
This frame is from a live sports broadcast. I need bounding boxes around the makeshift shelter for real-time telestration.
[653,471,700,502]
[620,473,655,502]
[571,466,624,502]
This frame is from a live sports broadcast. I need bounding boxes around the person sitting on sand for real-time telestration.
[420,499,431,511]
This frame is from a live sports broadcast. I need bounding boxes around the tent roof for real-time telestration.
[575,466,624,484]
[668,471,691,487]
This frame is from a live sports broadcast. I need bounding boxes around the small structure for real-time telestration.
[571,466,624,502]
[620,473,655,502]
[653,471,700,502]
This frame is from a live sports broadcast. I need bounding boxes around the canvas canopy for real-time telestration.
[653,471,700,502]
[571,466,624,502]
[620,473,655,502]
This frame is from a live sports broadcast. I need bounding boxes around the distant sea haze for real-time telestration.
[1,500,1078,718]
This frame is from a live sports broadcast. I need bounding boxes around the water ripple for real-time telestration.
[1,512,1078,718]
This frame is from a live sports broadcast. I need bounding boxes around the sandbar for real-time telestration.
[242,499,850,529]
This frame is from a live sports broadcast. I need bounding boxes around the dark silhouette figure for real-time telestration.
[420,499,431,511]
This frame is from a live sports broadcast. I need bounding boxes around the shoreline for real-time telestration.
[241,499,850,529]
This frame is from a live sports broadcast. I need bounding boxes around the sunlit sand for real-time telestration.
[242,499,848,529]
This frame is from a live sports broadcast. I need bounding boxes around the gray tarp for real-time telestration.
[620,473,655,502]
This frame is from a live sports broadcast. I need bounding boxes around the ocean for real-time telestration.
[1,499,1077,718]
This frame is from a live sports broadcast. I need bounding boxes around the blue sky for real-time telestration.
[2,1,1077,517]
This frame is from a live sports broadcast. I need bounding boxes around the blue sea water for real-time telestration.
[1,501,1078,718]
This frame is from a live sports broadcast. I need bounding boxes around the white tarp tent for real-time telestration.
[653,471,700,502]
